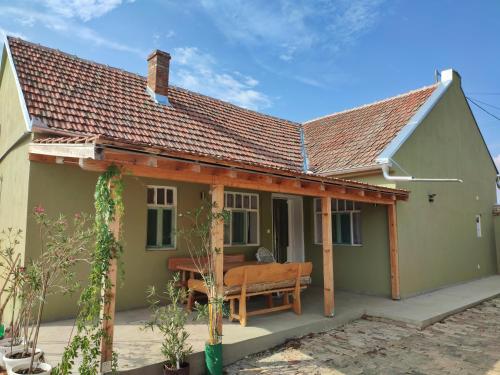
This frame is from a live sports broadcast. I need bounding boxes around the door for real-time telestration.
[272,195,305,263]
[272,198,289,263]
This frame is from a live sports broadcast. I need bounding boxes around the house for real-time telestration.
[0,36,498,324]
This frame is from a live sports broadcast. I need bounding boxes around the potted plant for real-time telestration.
[177,200,228,375]
[144,273,192,374]
[3,206,92,375]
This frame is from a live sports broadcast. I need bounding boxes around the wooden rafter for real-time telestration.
[29,150,408,205]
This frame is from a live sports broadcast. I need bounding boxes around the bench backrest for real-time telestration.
[168,254,245,271]
[224,262,312,287]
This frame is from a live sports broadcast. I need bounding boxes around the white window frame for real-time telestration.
[314,198,362,246]
[224,191,260,247]
[146,185,177,250]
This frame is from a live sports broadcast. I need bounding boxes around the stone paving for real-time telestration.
[225,297,500,375]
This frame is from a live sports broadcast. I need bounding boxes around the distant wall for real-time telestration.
[304,197,391,297]
[0,48,31,322]
[25,162,274,321]
[494,208,500,273]
[393,76,498,297]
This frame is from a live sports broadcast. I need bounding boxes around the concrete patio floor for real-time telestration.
[37,275,500,374]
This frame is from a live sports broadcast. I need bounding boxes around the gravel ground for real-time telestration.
[225,297,500,375]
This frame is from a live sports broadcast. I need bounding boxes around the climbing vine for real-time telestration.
[54,165,124,375]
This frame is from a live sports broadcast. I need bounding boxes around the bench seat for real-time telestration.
[187,262,313,326]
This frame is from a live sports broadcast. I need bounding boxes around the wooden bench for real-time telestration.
[167,254,246,290]
[188,262,313,326]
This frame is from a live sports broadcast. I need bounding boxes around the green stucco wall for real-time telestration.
[391,76,498,297]
[0,49,31,322]
[304,197,391,297]
[24,163,274,321]
[495,212,500,272]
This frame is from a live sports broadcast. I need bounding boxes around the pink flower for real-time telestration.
[34,205,45,214]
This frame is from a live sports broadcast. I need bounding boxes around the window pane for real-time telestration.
[331,199,336,212]
[315,212,323,243]
[235,194,242,208]
[250,195,258,209]
[332,214,338,243]
[166,189,174,205]
[157,188,165,205]
[232,211,245,244]
[243,195,250,209]
[248,211,258,244]
[340,213,351,244]
[147,209,158,247]
[345,200,353,211]
[226,194,234,208]
[224,215,231,245]
[337,200,345,211]
[315,198,322,212]
[161,209,173,246]
[147,188,155,205]
[353,212,362,244]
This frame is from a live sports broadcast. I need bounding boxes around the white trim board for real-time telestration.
[376,80,452,165]
[2,36,31,131]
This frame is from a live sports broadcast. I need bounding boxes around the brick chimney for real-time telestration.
[147,50,171,105]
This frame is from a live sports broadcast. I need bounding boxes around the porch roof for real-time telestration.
[29,135,409,204]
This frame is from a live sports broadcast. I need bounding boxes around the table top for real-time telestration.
[175,260,259,273]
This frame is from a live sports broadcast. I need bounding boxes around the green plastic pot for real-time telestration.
[0,324,4,340]
[205,342,222,375]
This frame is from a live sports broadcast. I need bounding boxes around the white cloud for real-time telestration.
[172,47,271,111]
[494,154,500,170]
[40,0,123,22]
[0,27,28,40]
[0,6,144,56]
[200,0,384,62]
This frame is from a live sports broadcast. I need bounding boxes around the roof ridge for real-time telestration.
[7,36,301,129]
[303,83,439,125]
[6,36,146,81]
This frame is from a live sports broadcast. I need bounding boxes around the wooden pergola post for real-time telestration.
[387,203,400,300]
[322,197,334,316]
[211,184,225,336]
[100,179,121,372]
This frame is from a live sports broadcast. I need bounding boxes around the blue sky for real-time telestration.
[1,0,499,178]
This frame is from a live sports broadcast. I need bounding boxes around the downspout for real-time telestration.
[380,163,463,183]
[496,175,500,189]
[0,131,31,163]
[299,126,313,174]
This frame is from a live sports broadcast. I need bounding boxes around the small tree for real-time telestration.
[23,206,93,372]
[144,273,192,370]
[177,200,228,346]
[0,228,22,334]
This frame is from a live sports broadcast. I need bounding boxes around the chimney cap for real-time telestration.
[440,69,461,84]
[148,49,171,61]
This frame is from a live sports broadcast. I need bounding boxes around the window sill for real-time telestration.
[224,244,260,248]
[146,246,176,251]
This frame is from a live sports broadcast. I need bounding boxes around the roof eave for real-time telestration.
[2,35,31,131]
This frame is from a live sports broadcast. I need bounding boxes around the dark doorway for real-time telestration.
[272,198,289,263]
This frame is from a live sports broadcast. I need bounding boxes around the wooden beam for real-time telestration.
[387,203,400,300]
[211,184,225,336]
[30,153,408,204]
[100,176,121,372]
[322,197,334,316]
[29,143,99,159]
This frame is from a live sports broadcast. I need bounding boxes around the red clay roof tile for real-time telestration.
[8,37,304,173]
[303,85,438,175]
